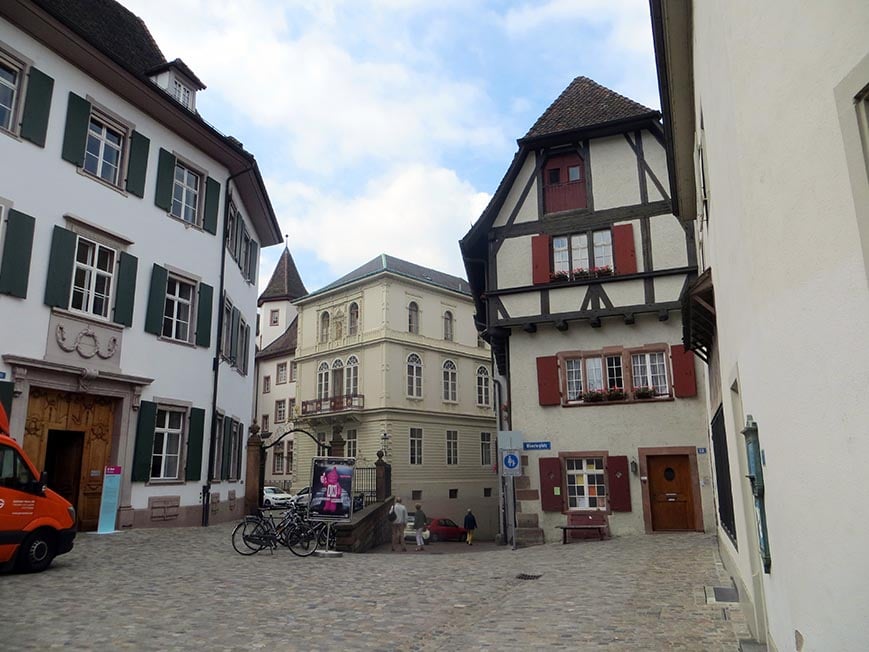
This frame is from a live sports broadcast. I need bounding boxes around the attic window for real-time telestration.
[172,80,191,108]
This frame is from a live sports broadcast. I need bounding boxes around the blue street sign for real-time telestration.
[697,447,708,454]
[501,449,522,477]
[523,441,551,450]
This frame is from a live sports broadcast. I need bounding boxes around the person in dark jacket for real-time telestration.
[463,509,478,545]
[413,503,428,551]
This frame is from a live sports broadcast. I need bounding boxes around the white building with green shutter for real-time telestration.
[0,0,281,530]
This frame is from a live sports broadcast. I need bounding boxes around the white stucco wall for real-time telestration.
[590,136,642,210]
[493,154,538,227]
[690,1,869,649]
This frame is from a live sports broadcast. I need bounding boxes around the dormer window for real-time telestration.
[172,80,191,109]
[544,151,587,214]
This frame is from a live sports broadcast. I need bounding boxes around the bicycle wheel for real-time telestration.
[317,525,337,551]
[232,518,266,555]
[286,523,319,557]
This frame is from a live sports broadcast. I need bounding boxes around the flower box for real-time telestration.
[592,266,613,278]
[634,387,656,399]
[582,390,607,403]
[549,271,569,282]
[605,388,627,401]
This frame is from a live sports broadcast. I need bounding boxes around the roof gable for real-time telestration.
[256,316,298,360]
[522,76,658,142]
[258,247,308,306]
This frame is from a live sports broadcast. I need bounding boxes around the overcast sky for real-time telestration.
[121,0,659,294]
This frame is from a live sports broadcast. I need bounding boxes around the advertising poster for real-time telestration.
[308,457,356,521]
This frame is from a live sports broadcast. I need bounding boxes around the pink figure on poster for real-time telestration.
[321,466,342,513]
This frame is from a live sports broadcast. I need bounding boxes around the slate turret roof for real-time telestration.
[258,247,308,307]
[302,254,470,301]
[256,316,298,360]
[521,76,658,143]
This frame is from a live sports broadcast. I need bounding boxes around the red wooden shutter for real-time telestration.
[539,457,563,512]
[536,356,560,406]
[612,224,637,275]
[531,234,552,285]
[671,344,697,397]
[607,456,631,512]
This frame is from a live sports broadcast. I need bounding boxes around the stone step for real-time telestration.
[515,527,545,547]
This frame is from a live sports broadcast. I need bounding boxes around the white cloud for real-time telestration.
[266,164,490,285]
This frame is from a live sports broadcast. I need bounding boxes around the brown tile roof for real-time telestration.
[256,316,298,359]
[33,0,168,75]
[522,76,658,141]
[258,247,308,306]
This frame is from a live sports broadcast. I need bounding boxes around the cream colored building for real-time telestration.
[461,77,713,545]
[292,255,499,537]
[254,246,307,489]
[652,2,869,650]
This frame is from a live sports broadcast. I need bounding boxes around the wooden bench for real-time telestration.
[556,513,609,543]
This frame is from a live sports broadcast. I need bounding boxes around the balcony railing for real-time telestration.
[544,180,587,213]
[301,394,365,416]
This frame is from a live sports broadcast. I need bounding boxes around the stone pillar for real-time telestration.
[245,431,263,515]
[375,450,391,501]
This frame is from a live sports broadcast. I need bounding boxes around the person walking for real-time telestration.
[413,503,428,551]
[390,497,408,552]
[463,508,478,545]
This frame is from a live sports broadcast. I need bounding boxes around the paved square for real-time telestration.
[2,522,749,650]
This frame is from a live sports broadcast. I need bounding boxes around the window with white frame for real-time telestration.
[70,236,115,319]
[263,376,271,393]
[476,366,490,406]
[446,430,458,465]
[287,440,294,469]
[565,358,583,400]
[288,398,296,419]
[276,362,287,384]
[273,445,284,474]
[406,353,423,398]
[172,79,191,108]
[226,203,238,254]
[290,362,297,382]
[269,309,279,326]
[0,53,23,133]
[345,429,357,458]
[563,352,631,402]
[443,310,454,341]
[261,414,269,433]
[275,399,286,423]
[552,229,613,277]
[84,112,125,186]
[162,276,195,342]
[410,427,423,465]
[317,362,330,400]
[150,408,184,480]
[171,161,201,225]
[480,432,492,466]
[631,351,669,396]
[320,311,330,343]
[212,414,223,481]
[221,300,232,357]
[565,457,606,510]
[345,356,359,395]
[408,301,419,334]
[237,316,250,375]
[442,360,457,402]
[348,302,359,335]
[331,359,344,397]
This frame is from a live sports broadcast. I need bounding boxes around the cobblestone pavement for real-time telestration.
[2,522,750,651]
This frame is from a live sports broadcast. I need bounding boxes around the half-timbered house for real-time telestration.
[461,77,713,545]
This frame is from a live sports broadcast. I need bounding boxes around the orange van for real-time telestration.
[0,403,76,572]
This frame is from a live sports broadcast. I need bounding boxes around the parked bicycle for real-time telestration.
[231,504,337,557]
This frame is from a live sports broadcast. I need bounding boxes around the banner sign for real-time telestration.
[309,457,356,521]
[97,466,122,534]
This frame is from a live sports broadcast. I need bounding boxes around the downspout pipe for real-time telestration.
[202,165,254,527]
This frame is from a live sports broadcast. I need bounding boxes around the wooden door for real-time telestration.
[647,454,696,531]
[44,430,84,506]
[24,389,115,531]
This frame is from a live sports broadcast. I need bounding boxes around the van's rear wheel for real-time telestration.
[18,530,56,572]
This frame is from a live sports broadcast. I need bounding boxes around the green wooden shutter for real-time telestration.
[132,400,157,481]
[61,92,90,165]
[195,282,213,347]
[44,225,76,308]
[234,219,244,261]
[230,307,240,363]
[203,177,220,235]
[154,148,176,211]
[247,241,259,283]
[112,251,138,327]
[185,407,205,482]
[125,131,150,198]
[0,209,36,298]
[144,263,168,335]
[19,67,54,147]
[221,417,233,479]
[235,421,244,479]
[0,380,14,418]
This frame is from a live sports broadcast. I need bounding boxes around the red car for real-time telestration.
[426,517,467,542]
